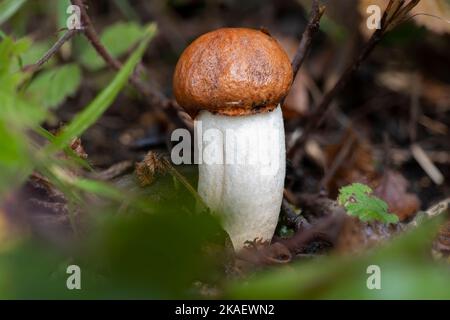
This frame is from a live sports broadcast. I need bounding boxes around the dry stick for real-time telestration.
[290,1,325,81]
[282,0,325,106]
[70,0,190,129]
[287,1,405,162]
[408,72,421,142]
[22,28,81,72]
[289,28,385,161]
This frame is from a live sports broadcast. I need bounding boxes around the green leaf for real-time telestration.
[338,183,399,224]
[26,63,82,109]
[0,0,28,26]
[0,121,31,196]
[46,23,157,153]
[79,22,146,71]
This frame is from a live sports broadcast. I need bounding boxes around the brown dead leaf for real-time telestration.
[374,170,421,221]
[324,131,376,196]
[135,151,167,187]
[69,137,88,159]
[336,216,403,254]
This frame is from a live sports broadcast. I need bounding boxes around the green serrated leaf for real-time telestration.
[26,63,81,109]
[338,183,399,224]
[79,22,146,71]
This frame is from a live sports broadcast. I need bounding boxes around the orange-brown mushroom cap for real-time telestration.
[173,28,293,118]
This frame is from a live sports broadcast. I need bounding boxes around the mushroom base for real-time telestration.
[195,105,286,251]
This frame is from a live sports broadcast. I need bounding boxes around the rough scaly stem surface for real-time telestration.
[196,105,285,250]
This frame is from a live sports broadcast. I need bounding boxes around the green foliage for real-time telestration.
[46,23,157,153]
[0,36,45,195]
[0,0,28,26]
[338,183,399,224]
[1,3,447,301]
[0,173,227,299]
[26,63,81,109]
[79,22,147,71]
[88,198,226,298]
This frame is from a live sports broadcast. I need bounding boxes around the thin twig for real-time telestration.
[71,0,122,70]
[71,0,190,129]
[411,143,444,185]
[288,0,420,162]
[282,0,325,106]
[289,27,384,160]
[290,1,325,81]
[22,29,81,72]
[281,197,311,232]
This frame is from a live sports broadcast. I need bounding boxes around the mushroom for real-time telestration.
[173,28,293,250]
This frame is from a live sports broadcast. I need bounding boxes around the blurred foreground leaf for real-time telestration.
[0,36,46,196]
[0,179,227,299]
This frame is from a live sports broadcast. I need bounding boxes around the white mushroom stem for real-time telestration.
[195,105,286,250]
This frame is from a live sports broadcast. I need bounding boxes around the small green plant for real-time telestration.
[337,183,399,224]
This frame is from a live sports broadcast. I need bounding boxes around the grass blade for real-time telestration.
[0,0,28,26]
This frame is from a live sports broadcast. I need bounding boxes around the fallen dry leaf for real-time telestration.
[135,151,167,187]
[374,170,421,221]
[336,216,403,253]
[324,130,376,196]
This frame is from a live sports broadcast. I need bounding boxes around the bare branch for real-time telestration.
[282,0,325,107]
[22,29,81,72]
[71,0,191,129]
[288,0,420,161]
[290,1,325,82]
